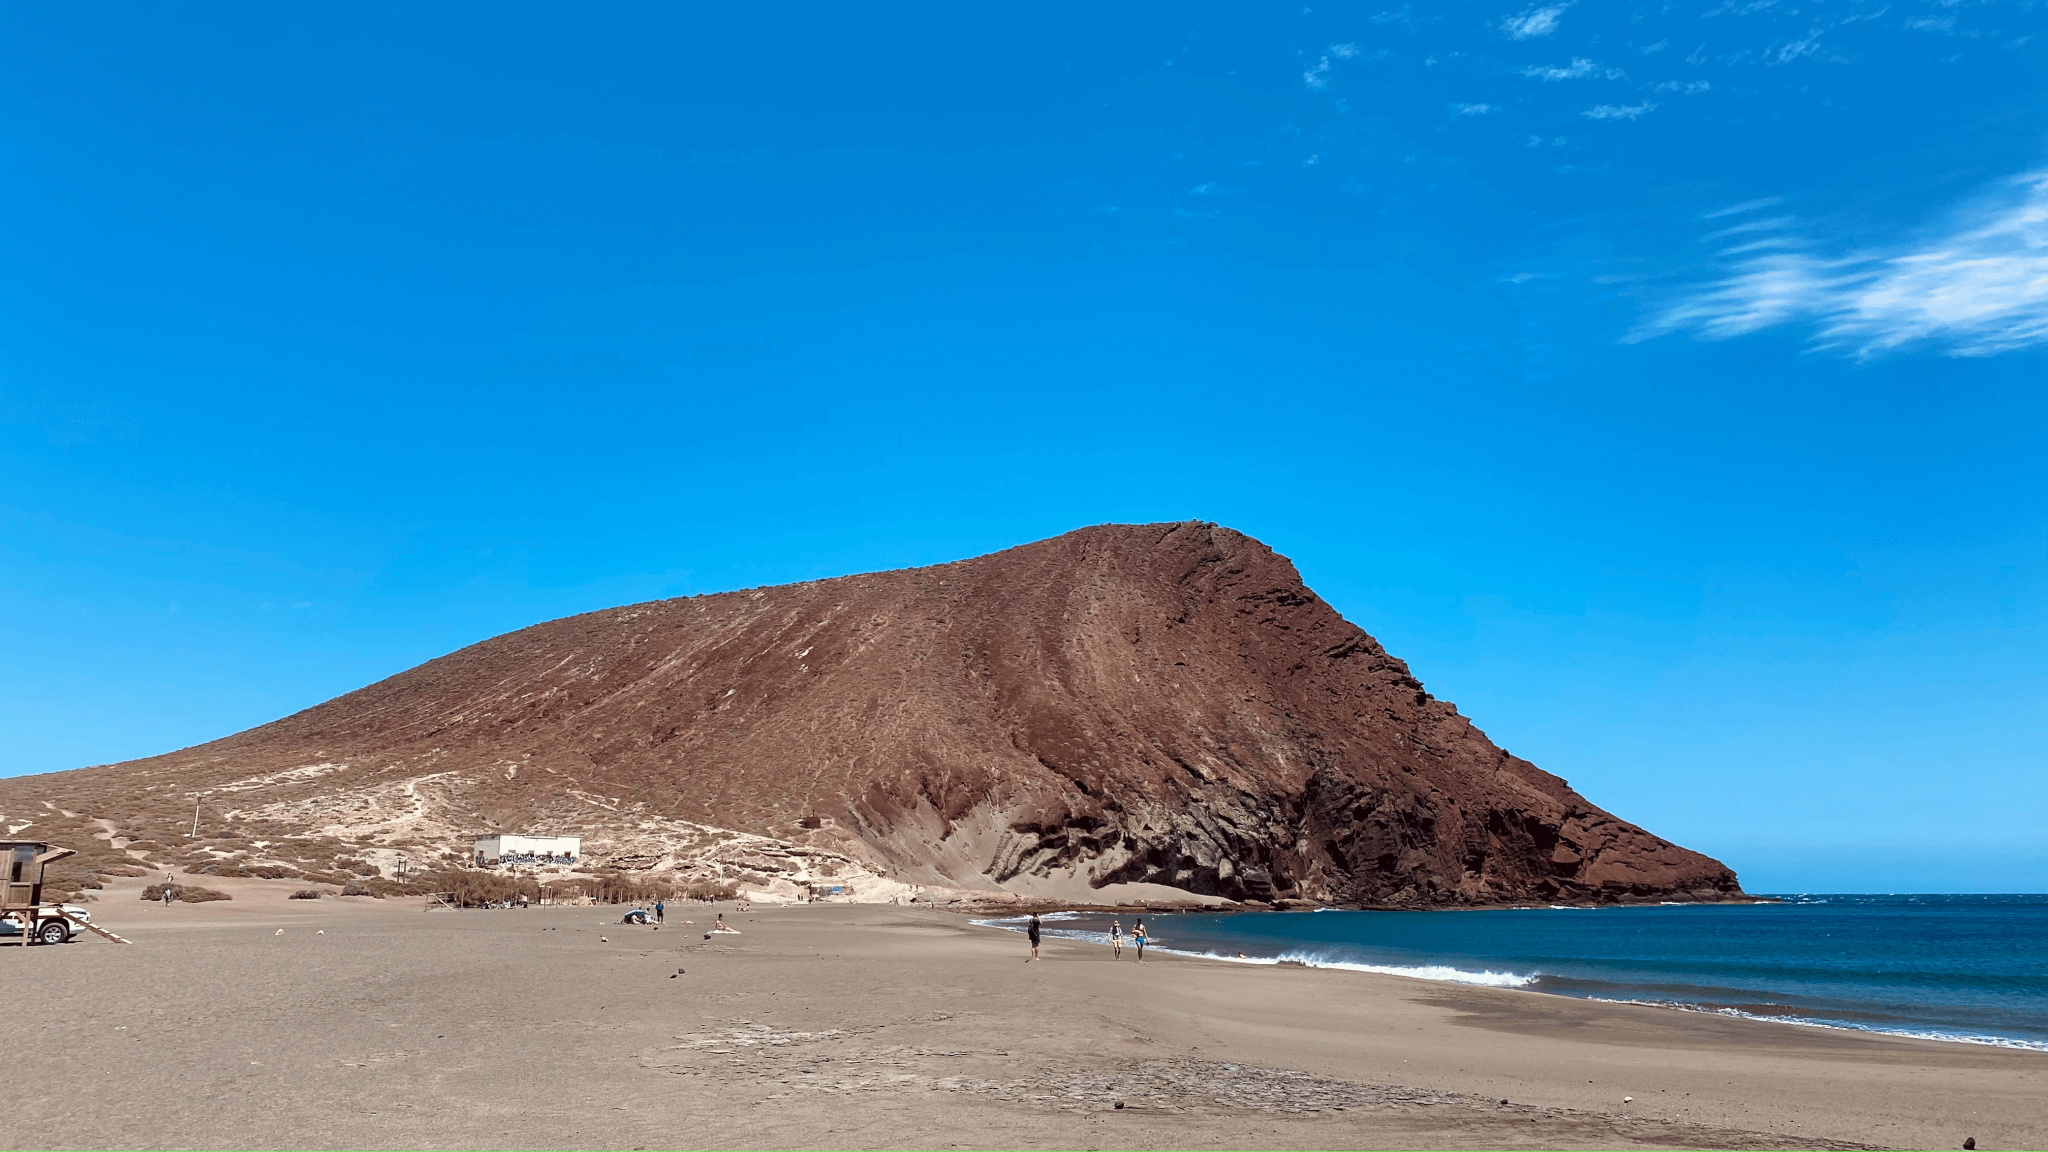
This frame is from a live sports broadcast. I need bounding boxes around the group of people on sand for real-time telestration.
[1024,912,1145,962]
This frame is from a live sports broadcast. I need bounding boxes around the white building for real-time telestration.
[473,834,581,866]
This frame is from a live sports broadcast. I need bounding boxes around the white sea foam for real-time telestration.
[971,920,1539,986]
[1597,999,2048,1052]
[1137,944,1540,987]
[1264,952,1539,987]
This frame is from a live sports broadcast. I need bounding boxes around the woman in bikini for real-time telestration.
[1110,918,1123,959]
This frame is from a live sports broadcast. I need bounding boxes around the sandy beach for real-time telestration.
[11,876,2043,1151]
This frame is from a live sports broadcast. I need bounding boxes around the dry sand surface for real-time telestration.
[11,875,2043,1151]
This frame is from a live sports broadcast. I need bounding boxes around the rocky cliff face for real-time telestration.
[5,523,1742,906]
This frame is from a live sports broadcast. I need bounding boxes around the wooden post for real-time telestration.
[52,910,131,944]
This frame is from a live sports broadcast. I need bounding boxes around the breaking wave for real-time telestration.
[1594,998,2048,1052]
[971,919,1538,988]
[1183,948,1540,987]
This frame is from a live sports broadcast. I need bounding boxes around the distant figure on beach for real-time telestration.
[1133,918,1147,961]
[654,899,665,923]
[1026,913,1041,961]
[1110,919,1123,959]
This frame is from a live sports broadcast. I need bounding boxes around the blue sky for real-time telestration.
[3,1,2043,891]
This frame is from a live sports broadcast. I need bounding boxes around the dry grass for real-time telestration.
[2,769,754,908]
[140,883,232,903]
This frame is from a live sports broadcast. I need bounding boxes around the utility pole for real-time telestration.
[190,799,201,837]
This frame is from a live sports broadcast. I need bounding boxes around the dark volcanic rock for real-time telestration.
[17,522,1742,906]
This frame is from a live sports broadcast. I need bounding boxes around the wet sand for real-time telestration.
[13,880,2044,1150]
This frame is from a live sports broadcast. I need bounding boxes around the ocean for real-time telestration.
[980,894,2048,1051]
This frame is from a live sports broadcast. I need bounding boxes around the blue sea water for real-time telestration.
[981,895,2048,1050]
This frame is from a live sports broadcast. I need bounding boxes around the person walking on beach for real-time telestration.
[1110,918,1123,959]
[654,899,665,924]
[1132,918,1147,961]
[1026,913,1042,962]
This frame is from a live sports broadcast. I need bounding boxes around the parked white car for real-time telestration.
[0,905,91,944]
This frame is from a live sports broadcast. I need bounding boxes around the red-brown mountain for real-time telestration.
[25,522,1743,906]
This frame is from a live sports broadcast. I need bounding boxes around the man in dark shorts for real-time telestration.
[1026,913,1041,961]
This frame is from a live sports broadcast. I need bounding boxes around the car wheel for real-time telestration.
[35,921,69,945]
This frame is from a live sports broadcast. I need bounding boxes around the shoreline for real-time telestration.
[911,893,1781,915]
[22,876,2046,1151]
[968,907,2048,1056]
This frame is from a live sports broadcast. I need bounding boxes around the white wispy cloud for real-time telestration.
[1302,43,1364,89]
[1525,57,1594,79]
[1759,6,1890,65]
[1583,102,1659,119]
[1767,26,1829,63]
[1500,2,1573,39]
[1523,56,1626,80]
[1705,0,1787,16]
[1703,215,1795,242]
[1636,173,2048,358]
[1704,196,1786,219]
[1646,79,1712,93]
[1451,102,1499,116]
[1373,6,1436,27]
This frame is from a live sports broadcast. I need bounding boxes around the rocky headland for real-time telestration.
[0,522,1743,907]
